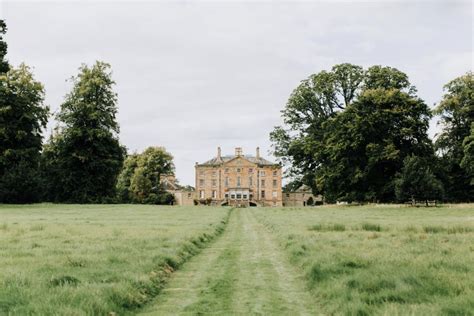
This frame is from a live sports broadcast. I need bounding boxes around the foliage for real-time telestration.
[0,64,49,203]
[272,63,433,202]
[0,20,9,74]
[394,155,444,202]
[435,72,474,201]
[116,154,139,202]
[118,146,175,204]
[42,62,125,203]
[461,123,474,184]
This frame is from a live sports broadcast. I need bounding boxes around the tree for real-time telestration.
[271,64,434,202]
[394,155,444,204]
[435,72,474,201]
[0,20,9,74]
[128,147,175,204]
[0,64,49,203]
[43,61,125,203]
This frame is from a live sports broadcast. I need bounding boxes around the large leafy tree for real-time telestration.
[272,64,434,202]
[128,147,175,204]
[0,64,49,203]
[43,61,125,203]
[435,72,474,201]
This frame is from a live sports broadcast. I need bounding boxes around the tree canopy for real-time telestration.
[271,64,435,202]
[435,72,474,201]
[0,64,49,202]
[117,147,175,204]
[42,61,125,203]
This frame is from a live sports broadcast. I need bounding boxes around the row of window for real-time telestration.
[199,178,278,188]
[199,169,279,176]
[199,190,278,199]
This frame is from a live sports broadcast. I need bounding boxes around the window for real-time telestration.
[249,168,253,173]
[261,179,265,187]
[237,177,241,187]
[225,168,229,173]
[272,191,277,198]
[212,171,217,177]
[273,170,277,176]
[230,194,236,199]
[259,170,266,176]
[237,168,241,173]
[261,190,265,198]
[200,190,205,199]
[236,193,242,199]
[249,177,253,186]
[225,177,229,187]
[286,193,290,198]
[273,179,277,188]
[243,194,248,200]
[212,190,217,199]
[199,179,205,186]
[212,179,217,187]
[188,193,192,198]
[225,193,229,199]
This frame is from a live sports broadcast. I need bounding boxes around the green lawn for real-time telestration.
[253,204,474,315]
[0,204,229,315]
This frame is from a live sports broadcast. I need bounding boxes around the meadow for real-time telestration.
[253,204,474,315]
[1,204,473,315]
[0,204,229,315]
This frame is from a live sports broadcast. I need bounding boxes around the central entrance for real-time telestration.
[225,188,253,207]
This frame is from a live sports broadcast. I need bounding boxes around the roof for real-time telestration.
[198,154,277,167]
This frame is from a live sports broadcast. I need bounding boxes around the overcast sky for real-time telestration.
[1,0,472,185]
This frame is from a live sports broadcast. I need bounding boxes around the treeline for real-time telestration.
[272,64,473,203]
[0,20,174,204]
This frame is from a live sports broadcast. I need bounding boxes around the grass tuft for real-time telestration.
[308,223,346,232]
[50,275,80,287]
[361,223,382,232]
[423,226,446,233]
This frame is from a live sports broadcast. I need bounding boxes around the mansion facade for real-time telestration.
[195,147,283,207]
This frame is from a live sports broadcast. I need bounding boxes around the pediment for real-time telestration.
[223,156,256,167]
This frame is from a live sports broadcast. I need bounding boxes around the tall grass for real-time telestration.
[0,204,230,315]
[254,204,474,315]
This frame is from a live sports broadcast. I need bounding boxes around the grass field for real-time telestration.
[254,205,474,315]
[1,204,473,315]
[0,204,229,315]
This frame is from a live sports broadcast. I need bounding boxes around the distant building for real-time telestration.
[195,147,283,207]
[282,184,323,207]
[160,174,196,206]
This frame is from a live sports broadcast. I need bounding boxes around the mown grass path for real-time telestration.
[141,209,314,315]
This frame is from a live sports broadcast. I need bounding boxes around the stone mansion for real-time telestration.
[195,147,283,207]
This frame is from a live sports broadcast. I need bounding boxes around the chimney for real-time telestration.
[256,147,260,159]
[235,147,243,157]
[217,147,221,159]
